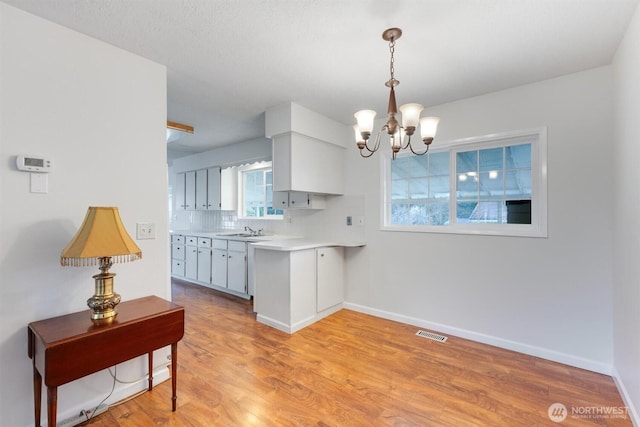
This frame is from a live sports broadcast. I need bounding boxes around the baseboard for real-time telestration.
[343,302,612,375]
[612,366,640,426]
[48,364,171,427]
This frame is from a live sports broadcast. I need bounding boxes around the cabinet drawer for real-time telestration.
[213,239,228,250]
[171,259,185,276]
[228,240,246,252]
[186,236,198,246]
[171,234,184,244]
[171,245,185,260]
[198,237,212,248]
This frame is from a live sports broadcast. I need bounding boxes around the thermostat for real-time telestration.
[16,155,51,172]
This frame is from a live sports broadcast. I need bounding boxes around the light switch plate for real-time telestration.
[136,222,156,239]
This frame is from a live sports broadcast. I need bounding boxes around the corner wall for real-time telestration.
[612,1,640,422]
[0,4,169,426]
[344,66,614,373]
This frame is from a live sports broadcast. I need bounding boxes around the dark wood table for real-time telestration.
[27,295,185,427]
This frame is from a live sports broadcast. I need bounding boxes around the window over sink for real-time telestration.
[238,162,284,219]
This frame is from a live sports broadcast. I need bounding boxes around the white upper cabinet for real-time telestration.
[174,172,186,211]
[184,171,196,210]
[266,102,348,195]
[206,167,221,210]
[176,167,222,211]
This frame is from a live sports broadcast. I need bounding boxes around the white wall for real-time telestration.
[612,1,640,422]
[0,4,169,426]
[344,67,614,373]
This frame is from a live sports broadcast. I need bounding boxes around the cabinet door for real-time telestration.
[171,259,185,277]
[207,167,221,210]
[220,167,237,210]
[171,244,185,260]
[185,245,198,280]
[197,248,212,283]
[289,192,309,208]
[227,250,247,293]
[316,247,344,312]
[174,172,186,211]
[211,249,228,288]
[195,169,208,210]
[273,191,289,208]
[184,171,196,210]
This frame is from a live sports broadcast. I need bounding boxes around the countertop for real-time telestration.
[250,238,366,251]
[170,230,301,243]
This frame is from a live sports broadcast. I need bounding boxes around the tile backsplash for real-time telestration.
[170,195,366,244]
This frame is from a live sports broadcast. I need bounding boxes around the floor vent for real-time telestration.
[416,330,448,343]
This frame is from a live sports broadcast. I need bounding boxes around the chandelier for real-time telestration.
[354,28,440,160]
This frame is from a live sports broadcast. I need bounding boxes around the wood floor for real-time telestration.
[83,279,631,426]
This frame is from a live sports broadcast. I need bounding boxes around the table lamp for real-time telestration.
[60,207,142,320]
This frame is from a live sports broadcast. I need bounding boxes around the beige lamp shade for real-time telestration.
[61,207,142,267]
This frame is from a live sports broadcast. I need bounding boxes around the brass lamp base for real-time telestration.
[88,257,121,321]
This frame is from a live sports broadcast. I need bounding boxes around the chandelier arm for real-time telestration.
[401,132,412,150]
[407,140,430,156]
[362,127,383,154]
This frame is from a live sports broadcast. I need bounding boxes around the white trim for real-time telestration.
[343,302,612,375]
[49,362,170,427]
[611,366,640,426]
[381,127,548,238]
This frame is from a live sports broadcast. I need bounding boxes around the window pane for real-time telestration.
[409,203,427,225]
[429,151,449,176]
[505,170,531,198]
[506,144,531,169]
[391,203,409,224]
[479,170,503,198]
[428,175,449,199]
[392,157,411,180]
[479,147,503,171]
[456,174,478,199]
[408,156,428,178]
[457,151,477,174]
[409,180,427,200]
[392,179,409,200]
[427,202,449,225]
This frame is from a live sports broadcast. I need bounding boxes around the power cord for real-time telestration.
[82,365,117,422]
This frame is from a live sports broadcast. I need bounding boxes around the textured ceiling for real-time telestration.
[4,0,638,162]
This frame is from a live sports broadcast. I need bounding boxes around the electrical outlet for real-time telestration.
[136,222,156,239]
[346,216,352,226]
[58,406,108,427]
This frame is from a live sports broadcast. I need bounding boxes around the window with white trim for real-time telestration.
[383,128,547,237]
[238,163,284,219]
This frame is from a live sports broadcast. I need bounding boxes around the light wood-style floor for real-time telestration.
[83,279,631,426]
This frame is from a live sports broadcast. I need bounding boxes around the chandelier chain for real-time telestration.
[389,39,395,82]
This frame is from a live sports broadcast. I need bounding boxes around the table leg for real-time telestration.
[47,386,57,427]
[32,364,42,427]
[171,342,178,411]
[148,351,153,391]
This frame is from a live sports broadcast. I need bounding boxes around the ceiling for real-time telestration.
[4,0,638,163]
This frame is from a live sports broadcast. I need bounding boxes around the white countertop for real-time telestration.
[250,238,366,251]
[170,230,301,242]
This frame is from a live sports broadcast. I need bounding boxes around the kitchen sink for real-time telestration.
[218,232,255,237]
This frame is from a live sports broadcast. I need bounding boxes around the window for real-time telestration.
[383,128,547,237]
[239,163,284,219]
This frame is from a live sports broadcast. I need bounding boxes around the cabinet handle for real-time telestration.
[320,253,325,257]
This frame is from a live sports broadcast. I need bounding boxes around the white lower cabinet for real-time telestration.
[254,246,344,334]
[197,237,212,283]
[316,247,344,312]
[171,234,249,299]
[227,244,247,293]
[211,248,228,287]
[211,239,247,294]
[185,243,198,280]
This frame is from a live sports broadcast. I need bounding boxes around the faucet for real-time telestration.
[244,226,263,236]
